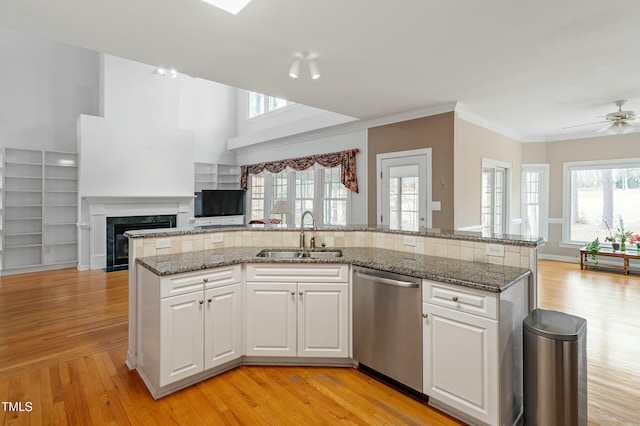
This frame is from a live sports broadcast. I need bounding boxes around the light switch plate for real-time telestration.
[403,235,417,247]
[432,201,441,211]
[211,233,224,243]
[486,244,505,257]
[155,238,171,249]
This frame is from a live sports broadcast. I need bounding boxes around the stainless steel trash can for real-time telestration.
[523,308,587,426]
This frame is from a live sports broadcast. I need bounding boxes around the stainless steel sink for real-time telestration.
[256,249,343,259]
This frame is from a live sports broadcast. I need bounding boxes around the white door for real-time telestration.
[423,303,498,425]
[482,159,511,235]
[297,283,349,358]
[245,282,297,356]
[160,291,204,386]
[204,283,244,369]
[378,149,432,230]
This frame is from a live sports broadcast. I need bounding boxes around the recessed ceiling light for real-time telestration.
[201,0,253,15]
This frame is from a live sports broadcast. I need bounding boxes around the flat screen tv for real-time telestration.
[198,190,245,217]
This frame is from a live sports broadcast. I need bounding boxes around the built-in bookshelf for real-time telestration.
[194,162,240,191]
[2,148,77,273]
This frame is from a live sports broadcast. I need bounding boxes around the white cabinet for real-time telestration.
[422,278,529,426]
[160,291,205,386]
[423,302,498,425]
[246,282,298,356]
[245,264,349,358]
[139,265,244,393]
[204,283,244,369]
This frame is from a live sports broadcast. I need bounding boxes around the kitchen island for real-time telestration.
[126,226,542,425]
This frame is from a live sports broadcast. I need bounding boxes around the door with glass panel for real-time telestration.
[482,164,508,235]
[378,151,431,231]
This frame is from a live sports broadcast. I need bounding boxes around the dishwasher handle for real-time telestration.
[354,271,419,288]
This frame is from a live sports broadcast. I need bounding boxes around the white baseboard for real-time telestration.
[539,254,577,263]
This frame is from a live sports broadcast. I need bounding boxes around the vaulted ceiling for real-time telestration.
[2,0,639,141]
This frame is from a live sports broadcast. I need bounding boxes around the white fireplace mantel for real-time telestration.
[78,196,193,270]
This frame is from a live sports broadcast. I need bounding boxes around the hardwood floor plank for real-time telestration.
[0,263,638,425]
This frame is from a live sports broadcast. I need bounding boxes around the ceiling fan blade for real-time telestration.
[597,123,614,133]
[562,120,609,129]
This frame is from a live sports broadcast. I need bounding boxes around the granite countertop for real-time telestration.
[125,225,545,248]
[136,247,531,293]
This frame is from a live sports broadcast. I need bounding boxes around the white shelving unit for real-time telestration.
[194,162,240,191]
[1,148,77,273]
[43,151,78,266]
[216,164,241,189]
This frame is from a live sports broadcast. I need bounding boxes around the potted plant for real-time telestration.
[629,233,640,252]
[615,228,633,251]
[584,237,601,268]
[603,220,620,250]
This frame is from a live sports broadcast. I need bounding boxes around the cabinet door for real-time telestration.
[160,292,204,387]
[298,283,349,358]
[204,283,244,369]
[423,303,498,425]
[246,282,297,357]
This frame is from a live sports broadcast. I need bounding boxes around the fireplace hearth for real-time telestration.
[106,215,176,271]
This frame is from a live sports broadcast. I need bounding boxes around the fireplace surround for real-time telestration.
[79,196,192,271]
[106,215,176,271]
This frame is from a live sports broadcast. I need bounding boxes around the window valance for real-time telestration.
[240,149,359,193]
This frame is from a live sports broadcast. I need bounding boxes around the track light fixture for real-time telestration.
[289,52,320,80]
[152,67,178,78]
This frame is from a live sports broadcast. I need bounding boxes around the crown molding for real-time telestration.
[231,102,458,154]
[455,104,530,142]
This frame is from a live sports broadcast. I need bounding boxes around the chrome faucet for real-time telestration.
[300,210,317,249]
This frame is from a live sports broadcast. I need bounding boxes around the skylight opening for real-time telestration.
[201,0,253,15]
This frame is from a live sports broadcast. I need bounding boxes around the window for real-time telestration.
[323,167,348,226]
[249,173,265,221]
[389,169,419,231]
[247,166,349,226]
[521,164,549,239]
[294,169,315,227]
[248,91,292,118]
[482,159,511,235]
[564,158,640,243]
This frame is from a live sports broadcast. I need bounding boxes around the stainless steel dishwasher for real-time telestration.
[352,265,423,393]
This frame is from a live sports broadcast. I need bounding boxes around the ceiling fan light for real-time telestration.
[620,121,634,134]
[605,121,634,135]
[288,58,300,79]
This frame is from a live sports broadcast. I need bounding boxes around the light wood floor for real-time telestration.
[0,261,638,425]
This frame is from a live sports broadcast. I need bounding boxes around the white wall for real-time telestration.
[180,77,237,164]
[78,55,195,197]
[235,128,368,225]
[79,54,239,197]
[0,26,98,151]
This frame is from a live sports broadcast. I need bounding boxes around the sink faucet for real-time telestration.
[300,210,317,249]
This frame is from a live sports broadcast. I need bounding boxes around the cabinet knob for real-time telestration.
[199,300,204,305]
[203,278,209,283]
[452,296,459,302]
[422,313,428,318]
[291,291,295,296]
[207,298,212,303]
[299,291,303,296]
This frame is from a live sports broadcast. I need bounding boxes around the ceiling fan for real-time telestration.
[564,100,638,135]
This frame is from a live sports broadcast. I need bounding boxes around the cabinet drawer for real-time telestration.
[423,280,497,320]
[161,265,241,298]
[246,264,348,283]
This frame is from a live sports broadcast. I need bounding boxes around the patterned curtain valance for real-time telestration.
[240,149,359,193]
